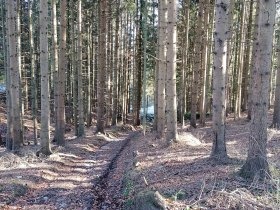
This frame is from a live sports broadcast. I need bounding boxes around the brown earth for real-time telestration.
[0,111,280,210]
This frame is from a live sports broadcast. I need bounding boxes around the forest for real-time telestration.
[0,0,280,209]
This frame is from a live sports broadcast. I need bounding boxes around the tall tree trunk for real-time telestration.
[211,0,230,160]
[56,0,66,145]
[178,0,190,127]
[272,27,280,128]
[39,0,52,155]
[157,0,167,138]
[87,25,92,127]
[247,1,260,120]
[166,0,178,143]
[191,1,203,128]
[234,2,245,119]
[153,0,159,131]
[141,0,148,134]
[134,1,142,126]
[106,1,112,126]
[29,0,38,145]
[18,0,24,145]
[96,0,107,133]
[17,0,23,137]
[240,0,276,180]
[77,0,84,136]
[7,0,22,151]
[71,0,78,135]
[205,2,215,116]
[4,0,12,150]
[52,0,59,140]
[199,0,210,126]
[225,0,234,115]
[241,0,254,112]
[112,0,120,126]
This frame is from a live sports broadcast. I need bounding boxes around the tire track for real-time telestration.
[90,131,139,210]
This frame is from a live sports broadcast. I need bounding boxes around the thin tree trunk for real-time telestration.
[199,0,210,126]
[247,1,259,120]
[106,2,112,126]
[211,0,230,160]
[56,0,66,145]
[157,0,167,138]
[96,0,107,133]
[77,0,84,136]
[235,2,245,119]
[241,0,254,112]
[178,0,189,127]
[191,1,203,128]
[17,0,23,127]
[205,1,215,115]
[71,0,78,135]
[7,0,22,151]
[141,0,148,134]
[39,0,52,155]
[112,0,120,126]
[52,0,59,141]
[272,28,280,128]
[28,0,38,145]
[166,0,178,143]
[4,0,12,150]
[87,26,92,127]
[240,0,276,180]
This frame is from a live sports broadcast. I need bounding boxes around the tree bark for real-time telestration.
[77,0,84,137]
[28,0,38,145]
[39,0,52,155]
[199,0,210,126]
[157,0,167,138]
[96,0,107,134]
[211,0,230,160]
[52,0,59,141]
[272,30,280,128]
[247,1,260,120]
[166,0,178,143]
[241,0,254,112]
[7,0,22,151]
[56,0,66,145]
[191,1,203,128]
[112,0,120,126]
[240,0,276,180]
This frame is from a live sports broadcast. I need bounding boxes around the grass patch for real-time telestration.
[12,183,28,197]
[0,184,4,192]
[171,190,186,201]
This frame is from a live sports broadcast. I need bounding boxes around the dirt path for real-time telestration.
[91,131,139,209]
[0,127,139,210]
[1,114,280,209]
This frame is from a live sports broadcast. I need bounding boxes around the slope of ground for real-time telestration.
[0,108,280,210]
[0,124,138,210]
[123,113,280,210]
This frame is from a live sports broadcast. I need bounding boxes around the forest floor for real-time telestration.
[0,108,280,209]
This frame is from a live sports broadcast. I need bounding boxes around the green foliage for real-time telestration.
[123,173,135,209]
[123,0,136,13]
[171,190,186,201]
[12,183,28,197]
[270,165,280,205]
[124,198,134,209]
[0,73,4,83]
[123,179,133,197]
[0,184,4,192]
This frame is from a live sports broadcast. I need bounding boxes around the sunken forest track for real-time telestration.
[91,131,140,210]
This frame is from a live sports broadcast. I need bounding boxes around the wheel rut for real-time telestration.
[90,131,139,210]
